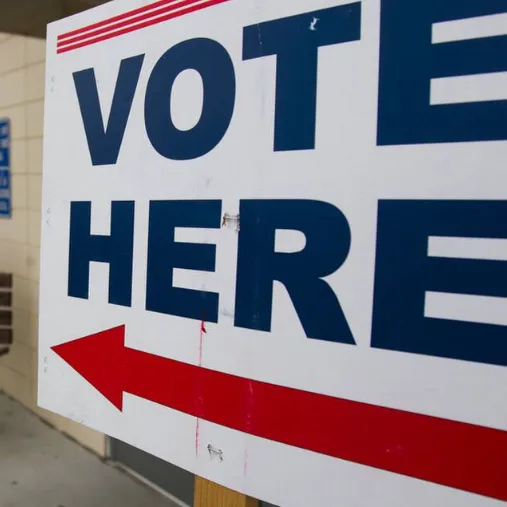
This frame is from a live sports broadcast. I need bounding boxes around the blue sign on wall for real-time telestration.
[0,119,11,218]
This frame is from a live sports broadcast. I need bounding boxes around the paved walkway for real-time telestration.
[0,394,177,507]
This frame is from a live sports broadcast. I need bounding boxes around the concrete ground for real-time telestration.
[0,394,177,507]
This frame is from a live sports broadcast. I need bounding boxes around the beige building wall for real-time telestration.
[0,33,105,456]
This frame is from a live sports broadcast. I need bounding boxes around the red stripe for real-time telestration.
[58,0,205,48]
[57,0,231,54]
[126,348,507,501]
[58,0,185,41]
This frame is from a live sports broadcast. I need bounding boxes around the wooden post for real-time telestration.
[194,477,259,507]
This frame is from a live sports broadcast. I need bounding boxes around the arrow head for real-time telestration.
[52,325,126,411]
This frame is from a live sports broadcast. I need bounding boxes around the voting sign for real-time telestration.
[39,0,507,505]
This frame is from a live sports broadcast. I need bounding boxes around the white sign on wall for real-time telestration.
[39,0,507,505]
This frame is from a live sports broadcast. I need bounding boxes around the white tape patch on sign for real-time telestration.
[39,0,507,505]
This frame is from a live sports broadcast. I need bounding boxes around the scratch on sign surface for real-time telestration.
[221,308,235,319]
[208,444,224,462]
[310,16,319,30]
[243,447,249,477]
[222,213,240,231]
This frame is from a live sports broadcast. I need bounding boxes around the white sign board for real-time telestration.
[39,0,507,505]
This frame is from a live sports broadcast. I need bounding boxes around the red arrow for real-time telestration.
[52,325,507,501]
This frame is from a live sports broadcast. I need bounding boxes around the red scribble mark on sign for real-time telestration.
[196,318,207,457]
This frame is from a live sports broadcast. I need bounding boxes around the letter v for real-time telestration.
[73,54,144,166]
